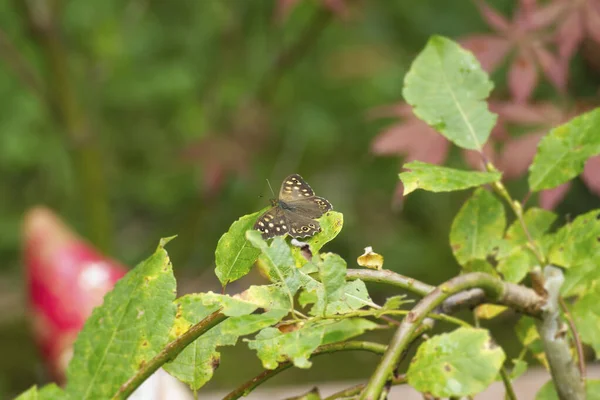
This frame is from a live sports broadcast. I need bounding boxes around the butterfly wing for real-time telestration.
[254,206,290,239]
[283,210,322,238]
[279,174,332,218]
[286,196,332,219]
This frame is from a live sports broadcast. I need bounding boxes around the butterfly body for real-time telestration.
[254,174,332,239]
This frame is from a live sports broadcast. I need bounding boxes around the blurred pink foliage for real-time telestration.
[460,0,567,103]
[371,0,600,210]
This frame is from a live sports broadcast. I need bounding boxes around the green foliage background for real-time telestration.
[0,0,599,397]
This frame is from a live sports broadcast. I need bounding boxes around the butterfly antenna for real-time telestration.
[266,179,276,198]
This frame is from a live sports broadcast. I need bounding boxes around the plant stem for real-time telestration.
[535,266,585,400]
[486,163,545,265]
[487,164,586,380]
[359,272,543,400]
[347,269,544,317]
[324,374,408,400]
[223,341,387,400]
[559,296,586,378]
[112,310,227,400]
[498,367,517,400]
[346,269,435,297]
[316,309,472,328]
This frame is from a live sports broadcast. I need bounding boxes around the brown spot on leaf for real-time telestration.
[451,244,461,251]
[139,360,147,368]
[444,363,452,372]
[485,339,498,350]
[211,356,220,371]
[141,340,149,348]
[277,321,300,333]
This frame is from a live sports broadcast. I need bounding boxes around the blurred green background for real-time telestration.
[1,0,599,397]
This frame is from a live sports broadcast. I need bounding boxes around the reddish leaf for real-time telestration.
[371,120,450,165]
[476,0,511,32]
[493,101,568,125]
[528,0,567,30]
[460,35,511,72]
[585,2,600,43]
[557,12,584,59]
[498,132,544,179]
[508,49,538,103]
[540,182,571,209]
[532,44,568,92]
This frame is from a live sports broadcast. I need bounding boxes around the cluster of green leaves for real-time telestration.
[15,210,382,399]
[15,35,600,400]
[399,36,600,398]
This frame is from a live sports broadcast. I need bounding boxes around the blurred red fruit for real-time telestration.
[22,207,127,383]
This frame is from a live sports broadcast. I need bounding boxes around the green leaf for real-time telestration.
[199,292,261,317]
[515,316,548,369]
[403,36,496,150]
[464,259,500,277]
[572,285,600,354]
[239,284,294,311]
[291,211,344,267]
[399,161,501,195]
[319,253,347,308]
[495,208,555,283]
[407,327,505,397]
[450,189,506,266]
[295,253,372,317]
[320,318,379,345]
[66,242,177,400]
[497,251,531,283]
[14,385,65,400]
[529,108,600,191]
[562,255,600,297]
[309,280,373,317]
[506,208,557,245]
[247,231,301,306]
[535,379,600,400]
[381,295,412,312]
[15,386,38,400]
[509,359,528,380]
[215,209,265,286]
[546,209,600,268]
[164,293,286,390]
[247,319,377,369]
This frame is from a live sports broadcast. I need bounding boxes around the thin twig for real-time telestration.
[222,341,387,400]
[347,269,544,317]
[559,296,586,379]
[346,269,435,297]
[112,311,227,399]
[498,367,517,400]
[314,309,472,328]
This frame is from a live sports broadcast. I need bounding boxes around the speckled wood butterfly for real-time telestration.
[254,174,333,239]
